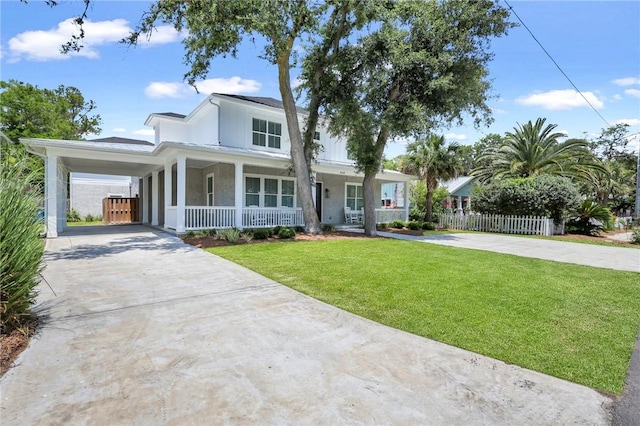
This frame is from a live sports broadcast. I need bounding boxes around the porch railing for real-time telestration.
[439,213,555,236]
[242,207,303,228]
[165,206,177,230]
[375,208,405,224]
[185,206,236,230]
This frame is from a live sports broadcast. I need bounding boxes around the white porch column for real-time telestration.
[142,174,149,223]
[234,161,244,229]
[457,195,463,215]
[151,171,159,226]
[176,155,186,233]
[404,181,410,222]
[58,170,68,231]
[45,154,59,238]
[164,161,173,228]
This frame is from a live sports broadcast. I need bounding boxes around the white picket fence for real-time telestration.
[439,213,557,236]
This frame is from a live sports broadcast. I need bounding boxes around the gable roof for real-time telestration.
[440,176,475,194]
[214,93,308,114]
[89,136,154,146]
[155,112,187,119]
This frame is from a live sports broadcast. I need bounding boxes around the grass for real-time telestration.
[67,221,104,227]
[209,239,640,395]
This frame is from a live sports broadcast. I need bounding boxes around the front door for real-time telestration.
[315,182,323,222]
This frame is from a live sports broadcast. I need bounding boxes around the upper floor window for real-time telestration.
[252,118,281,149]
[313,131,320,141]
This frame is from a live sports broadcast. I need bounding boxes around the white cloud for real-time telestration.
[194,77,261,94]
[145,77,261,98]
[144,82,188,98]
[8,19,181,62]
[112,127,127,133]
[133,129,155,136]
[615,118,640,126]
[613,94,623,101]
[624,89,640,98]
[444,133,468,141]
[491,107,508,115]
[515,89,604,110]
[611,77,640,86]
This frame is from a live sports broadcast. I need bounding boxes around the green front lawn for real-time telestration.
[209,239,640,395]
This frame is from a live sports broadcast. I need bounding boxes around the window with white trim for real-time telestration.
[346,184,363,210]
[252,118,282,149]
[206,173,214,206]
[244,175,296,207]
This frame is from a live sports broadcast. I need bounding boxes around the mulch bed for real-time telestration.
[1,323,36,377]
[182,230,377,249]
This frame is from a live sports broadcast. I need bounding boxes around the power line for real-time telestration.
[503,0,611,128]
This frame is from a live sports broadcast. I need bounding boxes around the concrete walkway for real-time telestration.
[376,231,640,272]
[0,225,614,424]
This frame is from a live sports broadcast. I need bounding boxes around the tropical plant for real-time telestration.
[67,209,81,223]
[566,200,614,236]
[473,118,605,181]
[401,135,463,222]
[220,228,241,244]
[1,138,45,333]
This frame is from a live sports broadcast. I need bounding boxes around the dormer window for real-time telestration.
[253,118,281,149]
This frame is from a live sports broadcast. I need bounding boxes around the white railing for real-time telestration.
[242,207,304,228]
[185,206,236,230]
[375,208,405,224]
[439,213,555,236]
[165,206,177,230]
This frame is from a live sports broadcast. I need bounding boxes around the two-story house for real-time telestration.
[22,93,412,237]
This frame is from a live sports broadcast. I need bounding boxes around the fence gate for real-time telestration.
[102,197,139,224]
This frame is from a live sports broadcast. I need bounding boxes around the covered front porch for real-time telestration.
[23,138,412,237]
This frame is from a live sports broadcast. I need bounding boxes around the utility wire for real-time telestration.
[503,0,611,128]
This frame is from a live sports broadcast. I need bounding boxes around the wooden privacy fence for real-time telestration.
[103,197,139,224]
[439,213,555,236]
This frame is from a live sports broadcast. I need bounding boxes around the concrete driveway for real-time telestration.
[379,231,640,272]
[1,225,612,424]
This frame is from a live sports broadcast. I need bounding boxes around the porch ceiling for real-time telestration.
[60,156,153,177]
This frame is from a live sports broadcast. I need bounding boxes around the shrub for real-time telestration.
[422,221,436,230]
[220,227,241,243]
[272,225,282,235]
[240,232,253,243]
[1,140,45,333]
[84,214,94,222]
[295,226,305,233]
[377,222,388,230]
[321,224,335,232]
[278,227,296,239]
[389,220,406,229]
[566,200,614,236]
[472,175,581,223]
[252,228,271,240]
[407,221,422,230]
[202,228,217,237]
[184,230,196,238]
[94,215,102,222]
[631,229,640,245]
[67,208,81,222]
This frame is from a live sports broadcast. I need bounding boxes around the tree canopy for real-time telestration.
[0,80,102,142]
[302,0,513,235]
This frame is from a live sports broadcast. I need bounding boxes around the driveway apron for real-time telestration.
[1,225,613,425]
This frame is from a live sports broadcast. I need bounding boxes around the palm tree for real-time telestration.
[400,134,463,222]
[473,118,605,180]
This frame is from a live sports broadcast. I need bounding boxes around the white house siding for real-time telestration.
[191,113,218,145]
[316,173,381,224]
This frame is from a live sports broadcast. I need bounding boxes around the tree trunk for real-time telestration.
[277,52,322,234]
[426,189,434,223]
[362,171,377,236]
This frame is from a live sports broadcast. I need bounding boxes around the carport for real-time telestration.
[23,138,163,237]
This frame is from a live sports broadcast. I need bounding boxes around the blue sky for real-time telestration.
[1,0,639,159]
